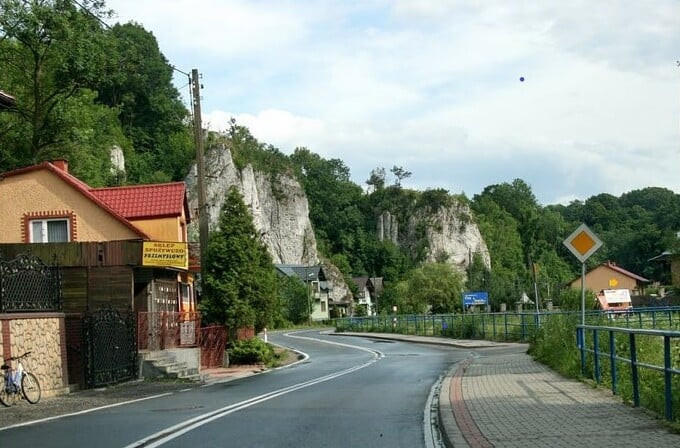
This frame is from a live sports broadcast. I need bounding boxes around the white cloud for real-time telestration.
[105,0,680,204]
[204,109,325,151]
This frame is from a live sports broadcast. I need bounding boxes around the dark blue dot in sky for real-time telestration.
[520,76,525,82]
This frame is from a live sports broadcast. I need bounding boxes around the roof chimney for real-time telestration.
[52,159,69,173]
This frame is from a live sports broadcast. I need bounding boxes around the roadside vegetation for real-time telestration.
[529,313,680,425]
[228,338,280,367]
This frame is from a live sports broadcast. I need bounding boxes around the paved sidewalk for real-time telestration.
[331,332,680,447]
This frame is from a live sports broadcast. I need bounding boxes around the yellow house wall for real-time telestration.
[569,266,639,293]
[131,215,187,242]
[0,170,140,243]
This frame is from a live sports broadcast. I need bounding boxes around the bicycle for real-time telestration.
[0,351,41,406]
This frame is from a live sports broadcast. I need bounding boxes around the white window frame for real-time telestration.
[29,218,70,243]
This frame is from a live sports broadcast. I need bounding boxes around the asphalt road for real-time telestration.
[0,330,467,447]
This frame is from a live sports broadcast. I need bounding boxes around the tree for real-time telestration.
[0,0,113,168]
[466,252,489,292]
[291,148,366,272]
[277,275,308,325]
[94,22,193,183]
[390,165,412,187]
[201,187,279,333]
[383,263,464,314]
[365,167,386,192]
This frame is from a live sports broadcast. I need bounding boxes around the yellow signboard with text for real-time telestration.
[142,241,188,269]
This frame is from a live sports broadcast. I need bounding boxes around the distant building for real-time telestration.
[351,276,384,316]
[568,261,649,296]
[649,250,680,287]
[596,289,632,312]
[275,264,330,321]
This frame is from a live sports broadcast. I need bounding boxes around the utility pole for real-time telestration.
[191,69,209,282]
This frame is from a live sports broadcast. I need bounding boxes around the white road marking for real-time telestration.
[0,393,173,432]
[125,332,383,448]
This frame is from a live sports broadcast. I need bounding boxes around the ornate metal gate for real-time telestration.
[83,308,137,387]
[0,253,62,312]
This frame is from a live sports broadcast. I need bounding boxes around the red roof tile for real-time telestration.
[603,261,649,283]
[91,183,188,221]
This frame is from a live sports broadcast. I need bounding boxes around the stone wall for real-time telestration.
[1,313,69,397]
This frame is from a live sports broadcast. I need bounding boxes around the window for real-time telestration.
[321,301,326,312]
[30,219,69,243]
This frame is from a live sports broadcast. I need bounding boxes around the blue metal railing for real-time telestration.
[577,325,680,421]
[334,307,680,342]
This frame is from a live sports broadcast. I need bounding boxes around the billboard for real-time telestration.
[463,291,488,307]
[142,241,188,269]
[602,289,631,304]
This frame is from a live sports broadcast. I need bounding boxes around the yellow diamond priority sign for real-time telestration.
[563,223,602,263]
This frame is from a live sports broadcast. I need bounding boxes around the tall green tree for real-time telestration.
[201,187,279,333]
[383,263,464,314]
[277,275,308,325]
[94,22,193,183]
[0,0,114,170]
[472,195,528,306]
[291,148,367,273]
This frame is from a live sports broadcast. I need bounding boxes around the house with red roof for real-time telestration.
[0,159,195,313]
[568,261,649,299]
[0,160,201,391]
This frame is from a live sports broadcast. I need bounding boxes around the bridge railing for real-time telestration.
[577,325,680,421]
[333,307,680,342]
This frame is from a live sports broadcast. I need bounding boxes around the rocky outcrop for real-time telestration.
[407,203,491,269]
[186,142,490,283]
[377,211,398,243]
[186,143,318,265]
[321,261,352,304]
[380,200,490,271]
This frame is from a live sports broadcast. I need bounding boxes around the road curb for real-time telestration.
[438,364,469,448]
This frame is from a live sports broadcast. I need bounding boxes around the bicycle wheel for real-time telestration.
[21,372,41,404]
[0,379,16,407]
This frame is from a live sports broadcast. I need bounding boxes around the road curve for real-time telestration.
[0,330,465,448]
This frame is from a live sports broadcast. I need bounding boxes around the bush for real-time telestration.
[528,314,581,378]
[229,338,276,366]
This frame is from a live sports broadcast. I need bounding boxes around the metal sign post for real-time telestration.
[563,223,603,327]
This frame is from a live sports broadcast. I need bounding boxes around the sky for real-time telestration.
[105,0,679,205]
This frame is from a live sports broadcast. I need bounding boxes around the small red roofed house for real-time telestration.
[0,159,195,312]
[0,161,198,390]
[569,261,649,304]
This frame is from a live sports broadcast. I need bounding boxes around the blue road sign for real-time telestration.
[463,291,488,307]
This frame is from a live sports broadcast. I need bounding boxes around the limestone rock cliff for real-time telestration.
[382,201,490,271]
[409,203,491,269]
[186,143,318,265]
